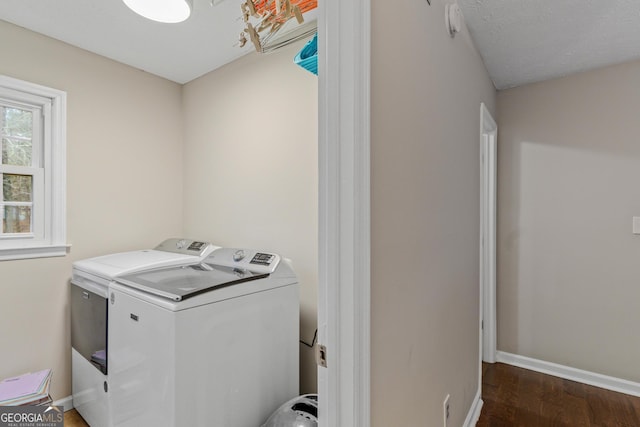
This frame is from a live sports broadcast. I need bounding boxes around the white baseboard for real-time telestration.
[53,395,74,412]
[463,390,483,427]
[496,351,640,398]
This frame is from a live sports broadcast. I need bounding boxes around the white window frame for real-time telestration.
[0,75,68,260]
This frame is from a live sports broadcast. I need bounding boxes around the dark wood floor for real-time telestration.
[478,362,640,427]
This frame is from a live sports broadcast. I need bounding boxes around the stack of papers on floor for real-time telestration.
[0,369,53,406]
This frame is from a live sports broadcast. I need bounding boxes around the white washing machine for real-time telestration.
[70,238,217,427]
[108,247,299,427]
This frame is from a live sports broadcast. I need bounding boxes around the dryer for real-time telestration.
[70,238,217,427]
[108,247,299,427]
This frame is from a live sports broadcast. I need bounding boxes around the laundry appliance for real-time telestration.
[108,247,299,427]
[70,238,217,427]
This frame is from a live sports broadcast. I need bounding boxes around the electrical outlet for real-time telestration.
[443,394,450,427]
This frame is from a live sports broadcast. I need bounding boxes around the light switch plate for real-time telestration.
[633,217,640,235]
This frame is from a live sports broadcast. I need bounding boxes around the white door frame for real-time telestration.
[480,103,497,364]
[317,0,371,426]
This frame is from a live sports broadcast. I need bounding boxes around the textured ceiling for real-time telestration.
[458,0,640,89]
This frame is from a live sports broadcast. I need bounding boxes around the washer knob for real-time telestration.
[233,250,246,262]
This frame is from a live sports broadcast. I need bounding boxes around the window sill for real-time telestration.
[0,244,71,261]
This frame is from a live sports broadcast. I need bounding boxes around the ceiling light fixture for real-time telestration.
[123,0,193,23]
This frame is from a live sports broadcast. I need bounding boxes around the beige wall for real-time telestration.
[370,0,496,425]
[0,20,184,400]
[181,41,318,393]
[497,59,640,382]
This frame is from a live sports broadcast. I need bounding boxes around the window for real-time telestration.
[0,75,67,260]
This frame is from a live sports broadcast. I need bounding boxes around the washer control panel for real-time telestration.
[155,238,217,258]
[207,248,280,274]
[249,252,276,266]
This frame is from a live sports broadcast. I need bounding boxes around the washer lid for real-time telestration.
[73,249,201,279]
[72,239,217,279]
[115,263,269,301]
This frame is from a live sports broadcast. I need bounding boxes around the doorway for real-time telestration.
[479,103,497,364]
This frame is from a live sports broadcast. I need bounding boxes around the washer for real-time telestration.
[70,238,217,427]
[108,247,299,427]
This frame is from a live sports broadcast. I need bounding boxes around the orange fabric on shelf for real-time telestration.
[252,0,317,23]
